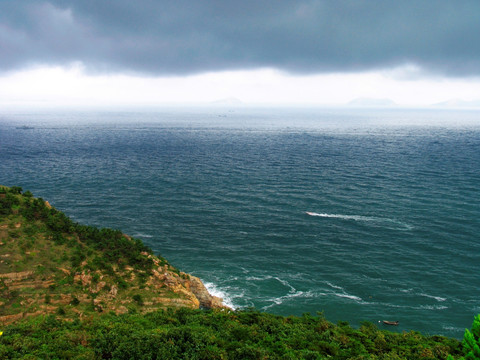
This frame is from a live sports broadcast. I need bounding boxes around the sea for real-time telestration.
[1,107,479,339]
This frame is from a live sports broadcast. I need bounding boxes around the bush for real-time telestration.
[462,314,480,359]
[132,294,143,306]
[70,296,80,306]
[0,193,19,216]
[10,186,23,195]
[91,273,100,284]
[57,307,66,316]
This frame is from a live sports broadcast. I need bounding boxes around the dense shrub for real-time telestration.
[0,309,467,359]
[132,294,143,306]
[461,314,480,360]
[0,192,19,216]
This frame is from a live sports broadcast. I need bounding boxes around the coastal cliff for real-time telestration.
[0,186,227,325]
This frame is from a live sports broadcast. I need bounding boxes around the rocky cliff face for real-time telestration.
[0,234,228,326]
[147,254,226,309]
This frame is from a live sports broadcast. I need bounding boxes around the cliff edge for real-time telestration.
[0,186,228,325]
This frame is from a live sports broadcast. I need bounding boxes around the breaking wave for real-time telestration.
[261,290,313,311]
[419,293,447,302]
[326,282,363,302]
[132,232,153,238]
[203,281,237,310]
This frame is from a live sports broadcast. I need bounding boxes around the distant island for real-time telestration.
[432,98,480,109]
[0,185,477,359]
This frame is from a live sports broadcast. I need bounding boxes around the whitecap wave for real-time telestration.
[334,293,363,302]
[419,293,447,302]
[326,282,344,290]
[419,304,448,310]
[256,277,315,310]
[132,232,153,238]
[326,282,363,302]
[245,275,273,281]
[261,290,314,311]
[395,289,447,302]
[377,302,448,310]
[274,277,296,292]
[245,275,297,294]
[307,212,377,221]
[442,325,465,333]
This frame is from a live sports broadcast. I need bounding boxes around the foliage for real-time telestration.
[461,314,480,360]
[0,309,465,359]
[0,185,155,272]
[132,294,144,306]
[0,191,20,216]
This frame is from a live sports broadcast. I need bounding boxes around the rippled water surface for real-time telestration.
[1,108,479,338]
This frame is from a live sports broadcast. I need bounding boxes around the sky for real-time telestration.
[1,0,480,108]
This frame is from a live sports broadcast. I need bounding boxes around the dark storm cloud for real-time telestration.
[1,0,480,76]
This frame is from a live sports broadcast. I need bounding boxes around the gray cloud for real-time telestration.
[1,0,480,76]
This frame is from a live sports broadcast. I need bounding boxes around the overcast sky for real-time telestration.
[1,0,480,107]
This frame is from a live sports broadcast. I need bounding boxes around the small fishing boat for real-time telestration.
[380,320,399,326]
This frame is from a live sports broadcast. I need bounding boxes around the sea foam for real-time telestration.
[203,281,237,310]
[326,282,363,302]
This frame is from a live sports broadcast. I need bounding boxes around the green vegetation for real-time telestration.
[448,314,480,360]
[462,314,480,359]
[0,185,196,322]
[0,185,476,359]
[0,308,467,359]
[1,185,154,272]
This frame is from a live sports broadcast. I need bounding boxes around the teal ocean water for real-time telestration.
[1,108,479,338]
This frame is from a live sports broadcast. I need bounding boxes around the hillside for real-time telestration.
[0,186,225,324]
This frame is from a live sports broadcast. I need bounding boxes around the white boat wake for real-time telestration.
[306,212,413,230]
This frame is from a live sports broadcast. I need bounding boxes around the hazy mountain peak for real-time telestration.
[433,98,480,108]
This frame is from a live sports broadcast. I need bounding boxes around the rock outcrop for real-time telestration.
[146,254,229,310]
